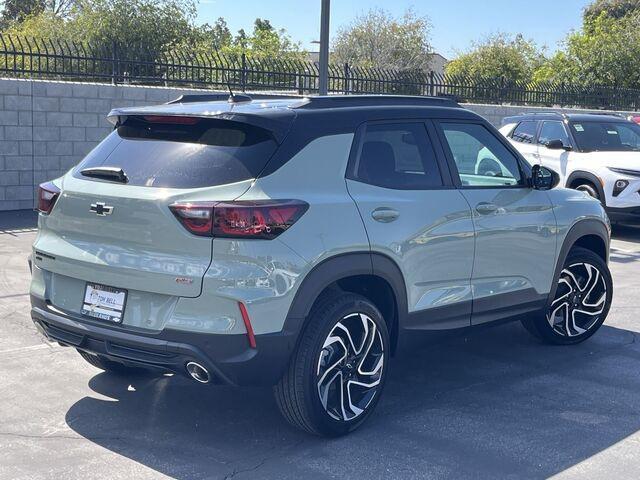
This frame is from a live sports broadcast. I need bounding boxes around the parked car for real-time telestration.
[500,112,640,224]
[31,95,612,436]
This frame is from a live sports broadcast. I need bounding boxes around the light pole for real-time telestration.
[318,0,330,96]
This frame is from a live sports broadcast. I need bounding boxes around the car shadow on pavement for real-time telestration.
[65,321,640,479]
[0,209,38,236]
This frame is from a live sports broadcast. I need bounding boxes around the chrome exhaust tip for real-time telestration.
[186,361,210,384]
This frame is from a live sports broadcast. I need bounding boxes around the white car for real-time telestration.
[498,112,640,224]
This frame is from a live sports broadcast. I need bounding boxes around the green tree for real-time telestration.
[446,33,545,82]
[332,8,432,71]
[535,13,640,88]
[9,0,196,53]
[584,0,640,24]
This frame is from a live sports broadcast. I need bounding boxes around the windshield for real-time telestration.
[73,117,278,188]
[570,121,640,152]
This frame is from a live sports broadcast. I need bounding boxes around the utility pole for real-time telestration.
[318,0,330,96]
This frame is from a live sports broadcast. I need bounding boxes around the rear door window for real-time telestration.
[353,122,443,190]
[511,121,537,144]
[74,117,278,188]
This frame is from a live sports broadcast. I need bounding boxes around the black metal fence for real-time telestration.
[1,34,640,111]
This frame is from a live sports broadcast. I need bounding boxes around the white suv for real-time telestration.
[499,113,640,224]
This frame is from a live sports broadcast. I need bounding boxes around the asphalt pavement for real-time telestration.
[1,210,640,479]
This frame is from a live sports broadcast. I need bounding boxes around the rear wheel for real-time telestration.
[274,293,389,436]
[522,247,612,345]
[77,349,146,375]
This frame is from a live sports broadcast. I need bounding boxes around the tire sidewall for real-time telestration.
[575,183,600,201]
[302,295,390,437]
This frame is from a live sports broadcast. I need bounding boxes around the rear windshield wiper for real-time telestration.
[80,166,129,184]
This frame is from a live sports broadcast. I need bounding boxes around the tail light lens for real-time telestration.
[169,202,215,236]
[170,200,308,239]
[37,182,61,214]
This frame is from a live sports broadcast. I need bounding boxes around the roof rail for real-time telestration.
[582,112,625,117]
[291,95,460,110]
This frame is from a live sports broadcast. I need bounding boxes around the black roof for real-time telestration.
[502,111,629,125]
[108,94,483,142]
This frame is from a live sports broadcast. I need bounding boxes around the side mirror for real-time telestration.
[545,139,571,151]
[531,164,560,191]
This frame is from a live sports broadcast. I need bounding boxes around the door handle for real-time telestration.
[475,202,499,215]
[371,207,399,223]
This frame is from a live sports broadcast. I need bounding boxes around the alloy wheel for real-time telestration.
[316,312,385,421]
[547,262,607,337]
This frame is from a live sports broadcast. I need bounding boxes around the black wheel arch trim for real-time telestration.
[546,219,610,310]
[566,170,606,205]
[282,251,408,349]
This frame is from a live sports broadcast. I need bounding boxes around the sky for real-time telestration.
[197,0,591,58]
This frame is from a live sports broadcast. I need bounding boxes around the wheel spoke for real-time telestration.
[316,312,385,422]
[562,267,583,292]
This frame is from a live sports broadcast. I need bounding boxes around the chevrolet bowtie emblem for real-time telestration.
[90,202,114,216]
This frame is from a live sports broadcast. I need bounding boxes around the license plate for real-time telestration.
[81,283,127,323]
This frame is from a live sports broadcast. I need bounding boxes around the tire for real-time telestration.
[274,293,390,437]
[575,182,600,202]
[521,247,612,345]
[77,349,144,375]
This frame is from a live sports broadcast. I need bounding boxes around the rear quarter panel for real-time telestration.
[199,133,369,335]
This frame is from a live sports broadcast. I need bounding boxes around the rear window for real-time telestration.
[74,117,278,188]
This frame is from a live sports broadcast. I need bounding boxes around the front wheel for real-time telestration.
[575,182,601,202]
[522,247,612,345]
[274,293,389,436]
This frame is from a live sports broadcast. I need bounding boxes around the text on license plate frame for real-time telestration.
[81,282,128,323]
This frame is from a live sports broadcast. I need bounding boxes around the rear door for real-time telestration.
[537,120,573,181]
[346,120,475,330]
[436,120,557,325]
[33,116,280,315]
[508,120,540,165]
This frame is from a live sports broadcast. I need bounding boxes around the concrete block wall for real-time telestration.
[0,79,246,211]
[0,77,636,211]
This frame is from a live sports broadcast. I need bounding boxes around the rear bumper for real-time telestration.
[30,296,295,386]
[606,206,640,224]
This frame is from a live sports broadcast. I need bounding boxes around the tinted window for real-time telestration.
[440,123,523,187]
[74,117,278,188]
[511,121,537,144]
[539,121,570,147]
[570,121,640,152]
[354,123,443,189]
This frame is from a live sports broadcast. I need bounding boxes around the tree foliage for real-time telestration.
[446,33,545,82]
[332,8,432,71]
[447,0,640,89]
[535,13,640,87]
[3,0,302,59]
[583,0,640,25]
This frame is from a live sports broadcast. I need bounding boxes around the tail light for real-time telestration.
[37,182,61,214]
[169,202,215,236]
[170,200,308,239]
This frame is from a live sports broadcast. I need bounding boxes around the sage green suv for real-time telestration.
[30,95,612,436]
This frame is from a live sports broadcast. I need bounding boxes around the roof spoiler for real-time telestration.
[166,93,253,105]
